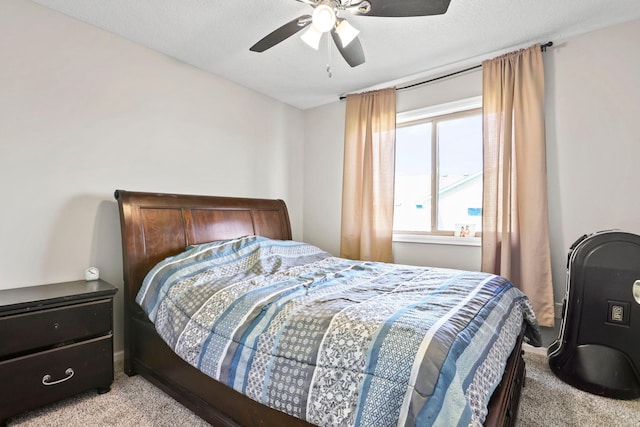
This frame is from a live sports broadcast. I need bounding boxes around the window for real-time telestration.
[393,97,483,237]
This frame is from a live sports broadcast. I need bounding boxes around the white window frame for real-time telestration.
[393,96,482,246]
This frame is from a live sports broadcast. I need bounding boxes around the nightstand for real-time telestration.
[0,279,118,425]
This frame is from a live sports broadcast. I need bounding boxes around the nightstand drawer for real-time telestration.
[0,299,112,358]
[0,335,113,420]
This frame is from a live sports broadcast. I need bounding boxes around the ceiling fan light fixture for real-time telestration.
[312,4,336,32]
[300,24,323,50]
[357,1,371,14]
[335,19,359,47]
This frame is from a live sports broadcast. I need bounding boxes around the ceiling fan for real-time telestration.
[250,0,452,68]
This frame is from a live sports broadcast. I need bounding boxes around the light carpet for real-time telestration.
[8,350,640,426]
[517,348,639,426]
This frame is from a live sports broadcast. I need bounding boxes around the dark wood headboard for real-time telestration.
[114,189,291,341]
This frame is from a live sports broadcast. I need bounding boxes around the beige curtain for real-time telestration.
[482,45,555,327]
[340,87,396,262]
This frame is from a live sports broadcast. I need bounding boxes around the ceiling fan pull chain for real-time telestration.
[326,33,333,78]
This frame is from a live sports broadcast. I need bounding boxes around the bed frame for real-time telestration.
[115,189,527,427]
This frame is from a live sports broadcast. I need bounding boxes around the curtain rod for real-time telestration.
[339,41,553,100]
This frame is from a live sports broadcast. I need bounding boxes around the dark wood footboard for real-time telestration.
[485,326,527,427]
[129,314,527,427]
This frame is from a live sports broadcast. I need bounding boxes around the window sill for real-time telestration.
[393,234,481,247]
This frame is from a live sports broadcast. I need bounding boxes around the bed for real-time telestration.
[115,189,540,427]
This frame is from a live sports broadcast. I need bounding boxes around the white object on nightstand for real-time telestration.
[85,267,100,281]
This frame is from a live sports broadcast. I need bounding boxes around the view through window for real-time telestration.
[394,100,482,237]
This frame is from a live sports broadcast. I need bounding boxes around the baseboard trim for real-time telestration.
[523,343,547,356]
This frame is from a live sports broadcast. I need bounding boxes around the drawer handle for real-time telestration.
[42,368,74,386]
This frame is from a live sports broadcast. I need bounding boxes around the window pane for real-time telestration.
[394,123,431,232]
[437,114,483,232]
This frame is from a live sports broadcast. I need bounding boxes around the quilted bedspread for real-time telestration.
[137,236,540,427]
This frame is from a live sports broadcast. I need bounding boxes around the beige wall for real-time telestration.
[544,18,640,304]
[2,0,639,352]
[303,18,640,323]
[0,0,305,353]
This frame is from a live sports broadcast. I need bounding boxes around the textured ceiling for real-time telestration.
[31,0,640,110]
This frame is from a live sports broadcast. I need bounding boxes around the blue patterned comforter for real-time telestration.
[137,236,540,427]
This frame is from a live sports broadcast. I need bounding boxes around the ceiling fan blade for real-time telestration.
[356,0,451,17]
[331,31,365,68]
[250,15,312,52]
